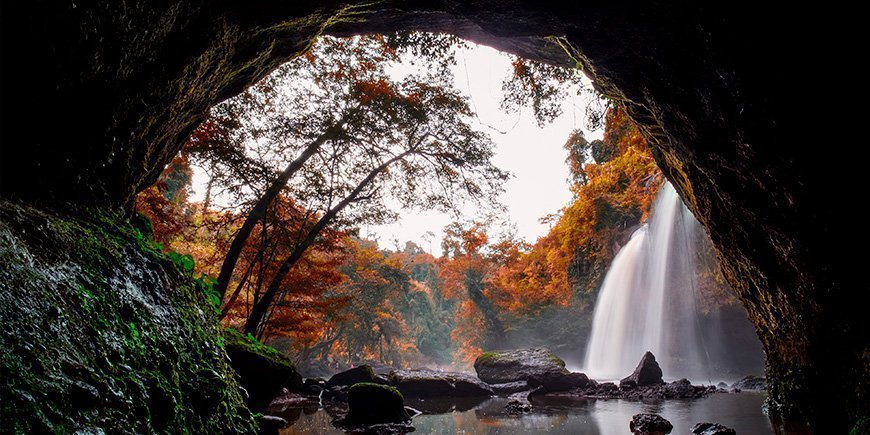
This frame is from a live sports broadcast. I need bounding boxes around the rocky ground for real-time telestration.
[250,348,742,433]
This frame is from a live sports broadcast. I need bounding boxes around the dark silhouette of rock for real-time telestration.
[257,415,288,435]
[528,371,590,392]
[692,422,736,435]
[474,348,568,384]
[489,381,532,395]
[731,375,765,391]
[389,369,493,397]
[343,383,410,424]
[302,377,326,396]
[620,351,664,387]
[630,413,673,434]
[223,329,303,408]
[325,365,376,389]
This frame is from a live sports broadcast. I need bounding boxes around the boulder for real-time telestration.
[302,377,326,396]
[325,365,376,389]
[620,351,664,387]
[223,329,303,408]
[344,383,411,424]
[731,375,765,391]
[389,369,493,397]
[489,381,532,395]
[692,422,737,435]
[527,371,589,392]
[474,348,569,384]
[256,415,288,435]
[630,413,673,435]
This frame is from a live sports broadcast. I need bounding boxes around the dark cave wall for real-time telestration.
[0,0,862,430]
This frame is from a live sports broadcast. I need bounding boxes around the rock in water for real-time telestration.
[344,383,411,424]
[474,348,568,384]
[489,381,532,395]
[620,351,664,387]
[630,413,673,434]
[692,422,736,435]
[223,329,303,408]
[730,375,765,391]
[528,372,590,392]
[389,369,493,397]
[257,415,288,435]
[504,399,532,415]
[325,365,377,389]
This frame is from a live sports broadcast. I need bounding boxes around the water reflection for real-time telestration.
[281,392,785,434]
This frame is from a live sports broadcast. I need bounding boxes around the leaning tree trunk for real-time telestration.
[244,152,409,338]
[214,128,340,303]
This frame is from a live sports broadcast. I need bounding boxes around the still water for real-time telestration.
[275,392,784,434]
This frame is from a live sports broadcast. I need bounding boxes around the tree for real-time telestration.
[219,36,508,338]
[438,222,512,364]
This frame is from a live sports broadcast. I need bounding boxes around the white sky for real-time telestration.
[191,41,603,254]
[362,43,603,253]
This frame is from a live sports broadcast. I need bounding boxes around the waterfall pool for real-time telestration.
[268,391,802,434]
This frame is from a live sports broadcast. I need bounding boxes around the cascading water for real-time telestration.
[584,182,726,381]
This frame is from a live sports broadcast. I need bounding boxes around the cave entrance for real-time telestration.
[136,32,769,432]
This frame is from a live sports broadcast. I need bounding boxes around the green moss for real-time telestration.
[222,328,296,371]
[476,352,499,365]
[0,201,256,433]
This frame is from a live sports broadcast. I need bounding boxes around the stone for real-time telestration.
[692,422,736,435]
[257,415,288,435]
[504,399,532,415]
[731,375,765,391]
[389,369,493,397]
[489,381,532,395]
[629,413,673,434]
[302,377,326,396]
[474,348,568,384]
[223,329,303,408]
[620,351,664,387]
[344,383,410,424]
[527,371,589,392]
[325,365,376,389]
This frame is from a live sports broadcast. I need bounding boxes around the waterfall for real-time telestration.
[584,182,711,381]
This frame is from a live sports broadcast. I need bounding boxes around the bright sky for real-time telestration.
[190,40,604,254]
[362,42,603,253]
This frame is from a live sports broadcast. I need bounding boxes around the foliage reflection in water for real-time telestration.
[278,393,776,434]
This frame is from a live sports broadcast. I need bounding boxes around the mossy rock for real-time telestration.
[0,201,255,433]
[345,383,410,424]
[325,365,377,389]
[473,348,568,384]
[222,328,303,408]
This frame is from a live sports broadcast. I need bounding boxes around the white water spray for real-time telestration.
[584,182,710,380]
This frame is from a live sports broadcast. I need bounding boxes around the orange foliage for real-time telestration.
[491,108,662,314]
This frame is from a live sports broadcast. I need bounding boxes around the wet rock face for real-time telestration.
[630,413,673,435]
[0,202,255,432]
[730,375,765,391]
[620,352,664,387]
[691,422,736,435]
[0,0,858,429]
[474,348,568,384]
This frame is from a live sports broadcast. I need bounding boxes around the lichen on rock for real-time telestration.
[0,201,255,433]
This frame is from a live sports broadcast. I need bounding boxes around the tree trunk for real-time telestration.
[244,152,409,338]
[215,127,339,303]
